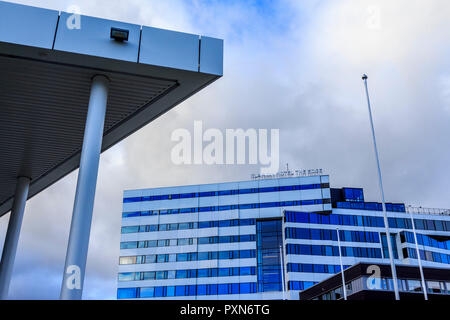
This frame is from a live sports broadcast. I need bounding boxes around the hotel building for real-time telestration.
[117,175,450,299]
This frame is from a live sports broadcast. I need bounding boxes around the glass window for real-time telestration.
[187,285,196,296]
[164,254,174,263]
[143,255,155,263]
[119,256,136,265]
[427,281,443,293]
[156,254,167,263]
[198,269,209,278]
[177,253,188,262]
[122,211,140,217]
[117,288,138,299]
[197,285,207,296]
[157,239,167,247]
[147,240,157,248]
[407,280,422,292]
[311,245,322,256]
[118,273,136,282]
[218,284,228,295]
[219,251,231,259]
[121,226,139,234]
[139,287,154,298]
[178,238,191,246]
[231,283,239,294]
[414,219,425,230]
[154,286,165,297]
[175,285,185,296]
[179,223,190,230]
[120,241,138,249]
[198,252,209,260]
[166,286,175,297]
[446,282,450,294]
[142,272,155,280]
[240,283,252,294]
[240,267,254,276]
[176,270,187,279]
[218,268,230,277]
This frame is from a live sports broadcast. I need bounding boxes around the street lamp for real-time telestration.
[362,74,400,300]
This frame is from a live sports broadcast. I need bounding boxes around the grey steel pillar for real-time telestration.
[0,176,30,299]
[60,75,109,300]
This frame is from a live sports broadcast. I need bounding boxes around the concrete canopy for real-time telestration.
[0,1,223,217]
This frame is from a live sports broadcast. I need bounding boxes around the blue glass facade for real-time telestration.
[256,219,283,292]
[118,176,450,300]
[343,188,364,202]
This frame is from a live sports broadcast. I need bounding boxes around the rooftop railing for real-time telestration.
[406,206,450,216]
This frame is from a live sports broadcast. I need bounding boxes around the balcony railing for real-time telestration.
[406,206,450,216]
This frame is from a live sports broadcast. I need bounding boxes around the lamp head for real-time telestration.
[110,27,129,42]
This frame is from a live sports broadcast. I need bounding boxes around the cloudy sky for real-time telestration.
[1,0,449,299]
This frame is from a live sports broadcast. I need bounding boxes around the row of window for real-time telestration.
[370,277,450,294]
[400,231,450,250]
[309,277,446,300]
[121,218,256,234]
[404,247,450,264]
[313,277,450,300]
[285,227,380,243]
[117,282,258,299]
[119,249,256,265]
[118,266,256,282]
[284,211,450,232]
[122,199,327,218]
[335,201,406,212]
[286,243,383,258]
[120,234,255,249]
[287,263,350,274]
[123,183,328,203]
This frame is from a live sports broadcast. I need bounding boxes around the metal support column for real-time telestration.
[0,176,30,299]
[60,75,109,300]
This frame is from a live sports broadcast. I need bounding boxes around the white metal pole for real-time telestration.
[362,74,400,300]
[408,210,428,300]
[0,176,30,299]
[60,75,109,300]
[336,228,347,300]
[279,245,286,300]
[280,213,288,300]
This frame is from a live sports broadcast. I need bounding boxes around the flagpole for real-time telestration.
[362,74,400,300]
[336,228,347,300]
[279,245,286,300]
[408,209,428,300]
